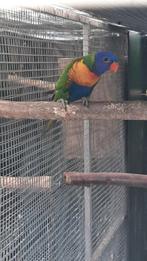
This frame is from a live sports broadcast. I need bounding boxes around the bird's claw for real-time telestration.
[57,99,68,111]
[82,97,89,108]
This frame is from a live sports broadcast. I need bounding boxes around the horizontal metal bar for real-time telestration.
[27,5,127,31]
[64,172,147,188]
[28,6,108,29]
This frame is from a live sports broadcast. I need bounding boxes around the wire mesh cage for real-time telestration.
[89,25,128,260]
[0,5,128,261]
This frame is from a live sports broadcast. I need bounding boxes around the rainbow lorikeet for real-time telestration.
[53,51,119,107]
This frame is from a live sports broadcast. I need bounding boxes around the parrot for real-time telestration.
[44,51,119,133]
[53,51,119,108]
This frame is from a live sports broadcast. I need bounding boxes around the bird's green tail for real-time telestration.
[48,120,54,129]
[41,120,56,137]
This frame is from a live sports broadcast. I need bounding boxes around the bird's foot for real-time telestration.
[48,94,54,101]
[82,97,89,108]
[57,98,68,111]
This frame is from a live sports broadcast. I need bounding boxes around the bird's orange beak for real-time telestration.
[110,62,119,73]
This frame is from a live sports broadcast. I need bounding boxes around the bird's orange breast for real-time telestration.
[68,59,99,87]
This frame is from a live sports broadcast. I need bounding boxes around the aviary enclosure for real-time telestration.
[0,4,145,261]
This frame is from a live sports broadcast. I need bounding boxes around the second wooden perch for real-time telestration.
[0,176,52,190]
[64,172,147,188]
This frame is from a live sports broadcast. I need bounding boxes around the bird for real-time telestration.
[53,51,119,109]
[44,51,119,133]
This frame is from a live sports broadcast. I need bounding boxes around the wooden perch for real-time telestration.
[0,100,147,120]
[64,172,147,188]
[8,74,55,90]
[7,59,73,90]
[0,176,52,190]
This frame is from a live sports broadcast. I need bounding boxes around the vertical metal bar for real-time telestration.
[83,24,92,261]
[127,31,145,261]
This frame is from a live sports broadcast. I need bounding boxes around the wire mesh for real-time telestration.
[89,26,128,259]
[87,6,147,33]
[99,220,128,261]
[0,6,128,261]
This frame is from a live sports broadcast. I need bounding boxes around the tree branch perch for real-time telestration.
[0,100,147,120]
[64,172,147,188]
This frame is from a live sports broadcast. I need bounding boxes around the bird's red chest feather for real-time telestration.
[68,59,100,87]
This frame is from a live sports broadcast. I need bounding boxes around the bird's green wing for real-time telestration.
[54,57,82,101]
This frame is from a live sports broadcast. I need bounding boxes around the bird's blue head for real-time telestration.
[93,51,119,76]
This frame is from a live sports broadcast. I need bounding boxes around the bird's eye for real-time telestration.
[103,57,110,63]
